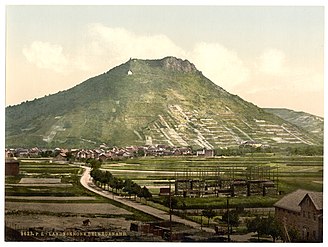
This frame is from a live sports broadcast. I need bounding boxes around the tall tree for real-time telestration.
[222,209,240,228]
[109,176,119,192]
[105,171,113,190]
[123,179,134,198]
[263,215,282,242]
[202,209,217,226]
[246,215,283,242]
[132,183,142,200]
[140,186,152,203]
[116,178,124,194]
[246,216,262,241]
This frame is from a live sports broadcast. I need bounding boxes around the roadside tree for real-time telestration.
[202,209,217,226]
[139,186,152,204]
[222,209,240,229]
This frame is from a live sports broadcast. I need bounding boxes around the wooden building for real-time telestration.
[5,159,20,176]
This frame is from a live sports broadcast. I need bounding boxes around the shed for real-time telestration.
[5,159,20,176]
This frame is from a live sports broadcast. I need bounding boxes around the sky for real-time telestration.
[4,3,325,117]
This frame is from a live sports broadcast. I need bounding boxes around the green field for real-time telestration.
[100,155,323,209]
[6,155,323,206]
[8,155,323,208]
[5,155,324,240]
[5,160,158,222]
[5,161,94,198]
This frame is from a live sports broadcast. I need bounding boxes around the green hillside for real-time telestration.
[264,108,324,140]
[5,57,321,148]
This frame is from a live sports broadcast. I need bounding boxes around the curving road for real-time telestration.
[80,166,215,234]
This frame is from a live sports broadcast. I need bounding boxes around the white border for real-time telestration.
[1,1,326,246]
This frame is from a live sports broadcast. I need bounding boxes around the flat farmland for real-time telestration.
[101,155,323,199]
[5,160,157,240]
[5,214,133,233]
[5,202,132,215]
[5,161,95,198]
[5,155,323,240]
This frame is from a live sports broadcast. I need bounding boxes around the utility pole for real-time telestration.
[276,166,279,195]
[169,179,172,242]
[227,197,230,242]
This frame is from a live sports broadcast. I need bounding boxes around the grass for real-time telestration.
[5,160,160,223]
[5,175,23,184]
[279,177,323,192]
[152,195,279,210]
[105,154,322,174]
[90,195,159,222]
[5,199,102,203]
[6,163,94,198]
[5,181,98,197]
[6,210,137,221]
[21,168,79,173]
[100,155,323,210]
[6,155,323,225]
[102,155,323,172]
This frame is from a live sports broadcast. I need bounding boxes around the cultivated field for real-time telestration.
[5,215,131,232]
[102,155,323,197]
[94,154,322,237]
[5,202,132,215]
[5,154,323,241]
[5,160,157,241]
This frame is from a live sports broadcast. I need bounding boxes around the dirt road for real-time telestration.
[80,167,215,234]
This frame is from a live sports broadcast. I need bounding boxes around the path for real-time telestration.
[80,167,215,234]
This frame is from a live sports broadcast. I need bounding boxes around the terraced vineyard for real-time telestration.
[144,104,318,149]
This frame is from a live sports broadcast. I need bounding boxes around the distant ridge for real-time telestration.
[264,108,324,139]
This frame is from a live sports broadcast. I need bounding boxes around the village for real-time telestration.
[4,145,216,161]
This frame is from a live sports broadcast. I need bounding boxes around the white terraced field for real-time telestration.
[144,104,317,148]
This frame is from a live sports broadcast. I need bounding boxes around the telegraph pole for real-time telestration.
[227,197,230,242]
[169,179,172,242]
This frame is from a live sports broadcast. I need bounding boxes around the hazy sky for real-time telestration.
[5,5,324,116]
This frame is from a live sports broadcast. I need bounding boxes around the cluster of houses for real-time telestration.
[5,145,215,161]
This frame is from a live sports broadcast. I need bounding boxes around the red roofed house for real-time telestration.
[274,189,323,242]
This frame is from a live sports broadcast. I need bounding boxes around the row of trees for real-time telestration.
[286,145,323,156]
[90,168,152,202]
[216,144,324,157]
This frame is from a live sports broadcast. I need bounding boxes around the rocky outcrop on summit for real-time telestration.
[161,57,197,73]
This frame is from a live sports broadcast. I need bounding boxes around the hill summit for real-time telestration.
[5,56,321,148]
[160,56,197,72]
